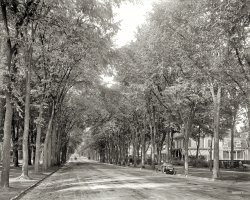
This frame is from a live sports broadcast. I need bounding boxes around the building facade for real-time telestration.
[172,133,250,161]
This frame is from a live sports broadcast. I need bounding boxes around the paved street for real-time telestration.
[20,158,250,200]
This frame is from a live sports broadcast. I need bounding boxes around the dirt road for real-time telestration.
[20,158,250,200]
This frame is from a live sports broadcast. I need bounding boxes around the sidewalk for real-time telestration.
[0,164,59,200]
[173,165,250,182]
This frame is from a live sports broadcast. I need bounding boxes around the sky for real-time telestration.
[113,0,159,47]
[102,0,159,85]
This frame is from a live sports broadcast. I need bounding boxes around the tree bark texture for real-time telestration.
[230,107,237,167]
[21,47,32,178]
[34,104,43,172]
[1,92,13,187]
[151,106,156,169]
[0,0,14,188]
[184,104,195,176]
[209,135,213,172]
[43,104,54,171]
[132,129,136,166]
[56,129,62,165]
[210,86,221,179]
[51,123,57,166]
[196,127,201,160]
[28,137,32,166]
[12,117,19,167]
[141,115,146,167]
[0,98,4,137]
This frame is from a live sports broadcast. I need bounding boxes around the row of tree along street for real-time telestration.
[82,0,250,180]
[0,0,130,188]
[1,0,250,189]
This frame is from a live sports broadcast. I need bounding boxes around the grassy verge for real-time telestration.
[0,164,59,200]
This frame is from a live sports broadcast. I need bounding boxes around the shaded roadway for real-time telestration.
[20,158,250,200]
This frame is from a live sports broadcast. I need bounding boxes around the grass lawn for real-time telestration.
[0,163,58,200]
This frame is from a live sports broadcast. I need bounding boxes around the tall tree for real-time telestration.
[0,0,15,187]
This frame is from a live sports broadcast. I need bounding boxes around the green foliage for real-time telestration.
[82,0,250,167]
[0,0,133,169]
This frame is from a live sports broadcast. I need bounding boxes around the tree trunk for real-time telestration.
[43,104,55,171]
[170,129,174,162]
[51,123,57,166]
[210,85,221,179]
[28,137,32,166]
[0,1,14,187]
[158,127,167,164]
[47,128,52,167]
[149,122,154,167]
[209,135,213,172]
[151,106,156,169]
[0,98,4,137]
[109,140,113,164]
[141,115,146,168]
[32,145,36,166]
[157,146,161,165]
[12,117,19,167]
[184,104,195,176]
[134,130,139,167]
[56,129,62,165]
[1,92,13,187]
[21,47,32,178]
[167,131,170,162]
[196,126,201,160]
[230,105,238,167]
[136,134,140,163]
[13,148,19,167]
[34,104,43,172]
[247,102,250,149]
[132,130,136,166]
[100,145,105,163]
[61,143,67,164]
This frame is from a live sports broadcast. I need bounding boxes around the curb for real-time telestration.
[10,167,62,200]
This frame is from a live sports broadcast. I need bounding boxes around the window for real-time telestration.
[233,151,236,160]
[223,140,229,147]
[235,141,241,148]
[208,139,211,148]
[223,151,229,160]
[237,151,243,160]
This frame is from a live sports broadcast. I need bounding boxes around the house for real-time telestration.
[172,132,250,161]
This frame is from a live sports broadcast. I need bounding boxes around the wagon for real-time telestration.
[161,162,176,175]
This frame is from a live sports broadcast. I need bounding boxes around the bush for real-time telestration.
[189,155,206,161]
[172,160,184,166]
[190,159,209,168]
